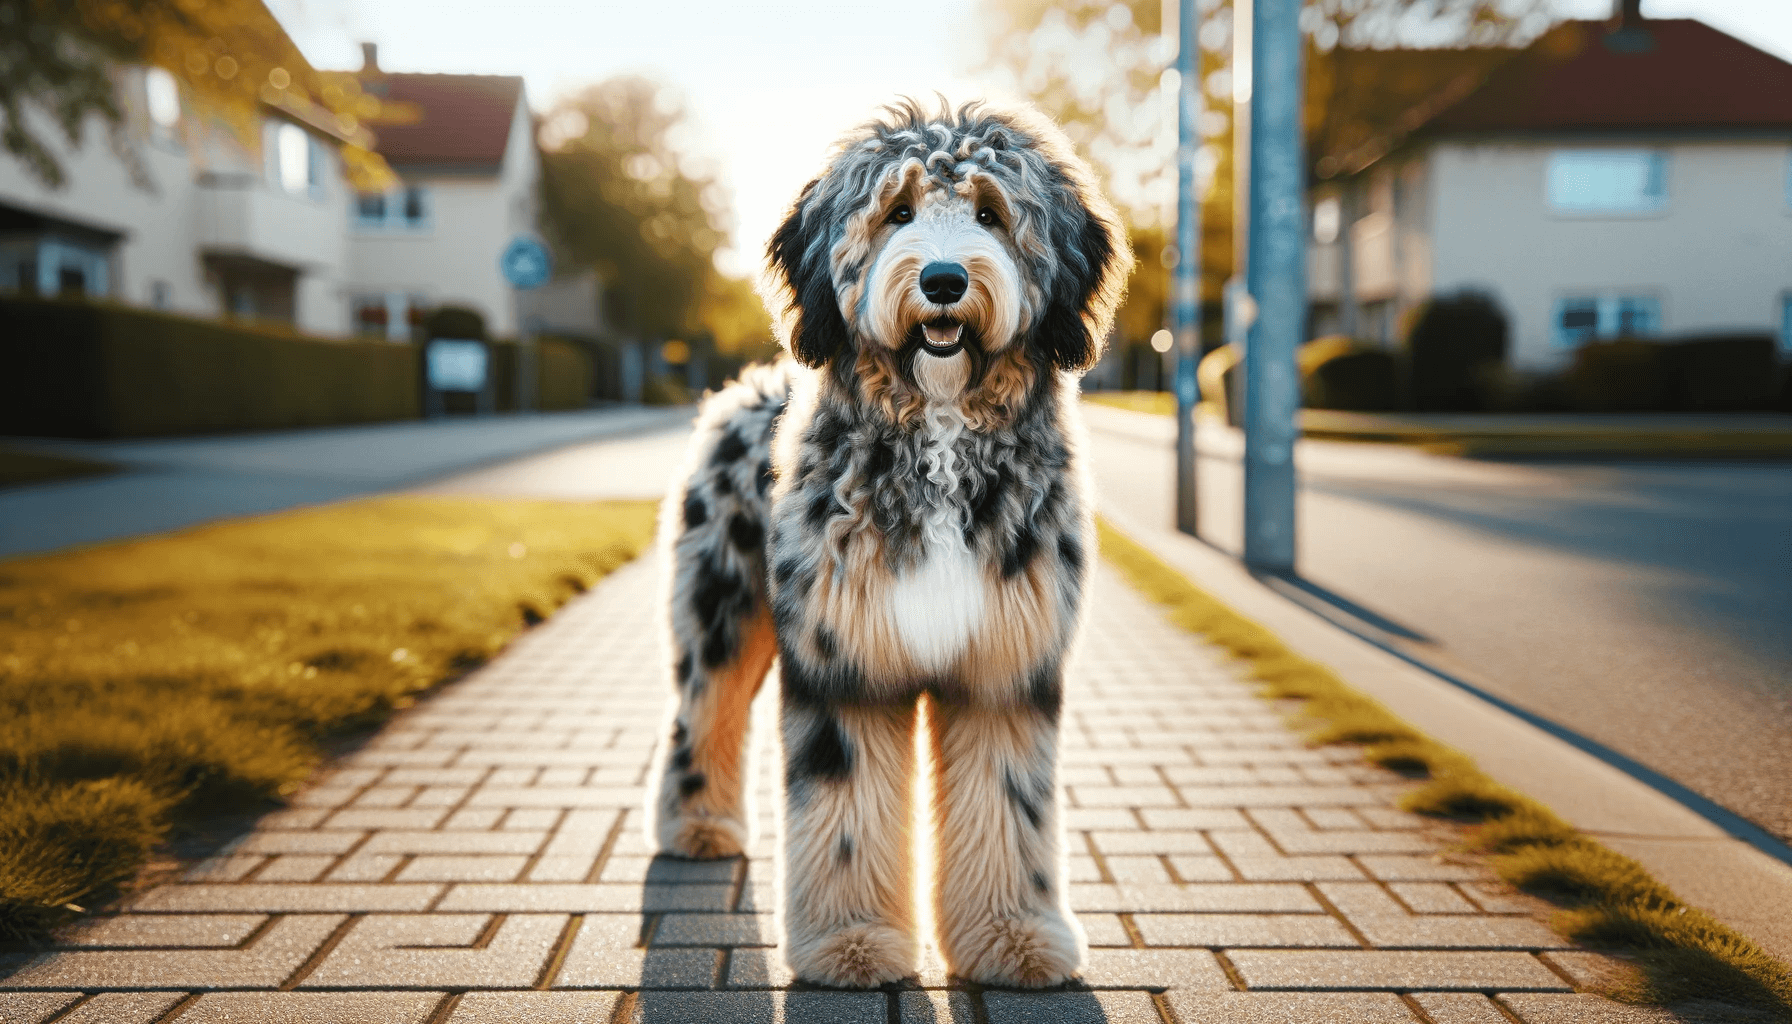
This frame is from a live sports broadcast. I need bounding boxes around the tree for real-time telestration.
[981,0,1549,341]
[538,77,769,354]
[1,0,395,190]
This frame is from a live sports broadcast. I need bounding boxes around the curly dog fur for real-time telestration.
[646,98,1132,988]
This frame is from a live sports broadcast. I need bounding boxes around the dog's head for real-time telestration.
[762,99,1131,417]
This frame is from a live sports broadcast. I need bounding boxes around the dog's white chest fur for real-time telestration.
[888,396,986,671]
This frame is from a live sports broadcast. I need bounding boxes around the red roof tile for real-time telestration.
[1425,19,1792,134]
[363,73,525,171]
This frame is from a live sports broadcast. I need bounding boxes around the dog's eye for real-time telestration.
[887,204,913,225]
[976,206,1002,227]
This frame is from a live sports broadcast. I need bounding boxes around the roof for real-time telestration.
[1309,47,1514,179]
[360,73,526,172]
[1425,19,1792,135]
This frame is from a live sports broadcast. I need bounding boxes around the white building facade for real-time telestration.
[1309,17,1792,370]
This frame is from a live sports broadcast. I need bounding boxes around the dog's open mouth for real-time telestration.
[921,318,964,355]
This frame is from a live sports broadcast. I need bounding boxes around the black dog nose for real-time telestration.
[919,262,968,304]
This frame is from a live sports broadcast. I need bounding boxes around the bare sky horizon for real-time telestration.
[265,0,1792,279]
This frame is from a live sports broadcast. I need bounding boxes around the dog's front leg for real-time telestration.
[927,690,1082,987]
[780,697,919,987]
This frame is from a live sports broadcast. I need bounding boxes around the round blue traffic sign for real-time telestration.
[500,236,552,290]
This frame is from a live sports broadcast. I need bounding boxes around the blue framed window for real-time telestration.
[1554,293,1661,348]
[1547,150,1668,214]
[352,185,431,231]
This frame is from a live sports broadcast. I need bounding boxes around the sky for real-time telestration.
[265,0,1792,279]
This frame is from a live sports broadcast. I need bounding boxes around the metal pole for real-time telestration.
[1224,0,1253,413]
[1242,0,1304,573]
[1172,0,1201,537]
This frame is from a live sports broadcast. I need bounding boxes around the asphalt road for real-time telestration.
[1081,405,1792,846]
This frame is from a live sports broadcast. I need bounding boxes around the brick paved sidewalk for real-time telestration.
[1,557,1669,1023]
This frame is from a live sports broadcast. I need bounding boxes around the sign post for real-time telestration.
[1241,0,1304,574]
[500,235,552,413]
[1171,0,1202,538]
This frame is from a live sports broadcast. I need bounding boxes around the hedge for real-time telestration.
[1,297,420,438]
[1404,291,1509,412]
[1300,336,1400,412]
[1567,334,1781,413]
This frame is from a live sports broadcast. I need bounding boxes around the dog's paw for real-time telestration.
[787,921,917,988]
[658,814,747,860]
[946,910,1083,989]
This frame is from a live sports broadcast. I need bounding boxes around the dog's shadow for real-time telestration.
[631,855,1118,1022]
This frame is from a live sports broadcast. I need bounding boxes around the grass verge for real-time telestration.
[1084,390,1176,416]
[0,496,658,942]
[0,447,118,488]
[1095,518,1792,1017]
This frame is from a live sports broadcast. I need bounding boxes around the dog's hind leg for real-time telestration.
[652,608,777,858]
[925,689,1082,988]
[781,698,921,987]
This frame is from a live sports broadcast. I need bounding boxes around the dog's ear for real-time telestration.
[1033,169,1133,373]
[765,180,851,369]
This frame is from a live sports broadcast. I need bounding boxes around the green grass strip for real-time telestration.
[1096,518,1792,1017]
[0,497,658,943]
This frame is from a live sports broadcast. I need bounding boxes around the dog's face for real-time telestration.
[763,101,1131,411]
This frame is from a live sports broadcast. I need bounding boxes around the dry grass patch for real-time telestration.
[1095,518,1792,1018]
[1084,391,1176,417]
[0,497,657,941]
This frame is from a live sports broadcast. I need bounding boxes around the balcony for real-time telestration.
[195,173,344,272]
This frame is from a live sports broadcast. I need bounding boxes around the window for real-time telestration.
[1547,150,1668,213]
[1312,196,1340,244]
[351,184,431,231]
[276,123,310,194]
[1554,293,1661,347]
[1781,295,1792,355]
[145,67,181,131]
[353,293,431,341]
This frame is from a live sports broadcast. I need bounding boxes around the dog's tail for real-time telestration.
[649,360,793,856]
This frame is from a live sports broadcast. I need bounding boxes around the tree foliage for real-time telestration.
[538,77,771,354]
[981,0,1550,338]
[1,0,395,190]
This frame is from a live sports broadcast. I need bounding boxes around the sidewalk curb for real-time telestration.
[1097,498,1792,965]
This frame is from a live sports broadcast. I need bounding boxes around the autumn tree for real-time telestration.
[981,0,1549,344]
[1,0,394,190]
[538,78,774,360]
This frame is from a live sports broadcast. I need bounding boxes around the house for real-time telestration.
[0,62,362,335]
[1309,5,1792,369]
[348,45,540,341]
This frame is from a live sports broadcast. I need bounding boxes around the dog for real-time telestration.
[646,98,1131,989]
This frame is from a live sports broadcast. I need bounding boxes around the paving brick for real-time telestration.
[1356,807,1427,830]
[1070,883,1320,913]
[348,785,418,808]
[725,946,794,988]
[653,913,775,947]
[1303,808,1368,830]
[411,785,474,807]
[288,786,359,809]
[0,915,342,989]
[1462,882,1544,915]
[62,914,265,948]
[183,855,264,882]
[1227,856,1367,882]
[304,913,565,988]
[1168,992,1420,1023]
[396,855,530,882]
[363,831,547,855]
[326,853,404,882]
[898,991,976,1023]
[1133,913,1358,948]
[1137,809,1252,830]
[502,808,563,830]
[256,808,332,830]
[1390,882,1481,914]
[1357,855,1484,882]
[1077,913,1133,946]
[448,991,620,1023]
[983,990,1163,1023]
[232,831,362,855]
[0,992,79,1023]
[385,767,486,786]
[323,807,448,830]
[443,808,507,830]
[1092,831,1215,856]
[468,786,646,808]
[51,992,185,1024]
[1354,914,1566,950]
[1497,994,1776,1023]
[554,915,715,987]
[438,883,733,913]
[254,854,336,882]
[177,992,443,1024]
[1541,950,1644,990]
[1228,950,1572,991]
[1079,948,1232,989]
[1071,786,1184,808]
[622,991,885,1023]
[1410,993,1512,1023]
[132,883,440,913]
[528,855,601,882]
[1165,855,1236,881]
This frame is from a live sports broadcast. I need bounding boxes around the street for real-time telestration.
[1083,405,1792,846]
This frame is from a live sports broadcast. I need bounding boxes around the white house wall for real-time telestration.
[1429,140,1792,370]
[0,68,208,316]
[349,91,539,337]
